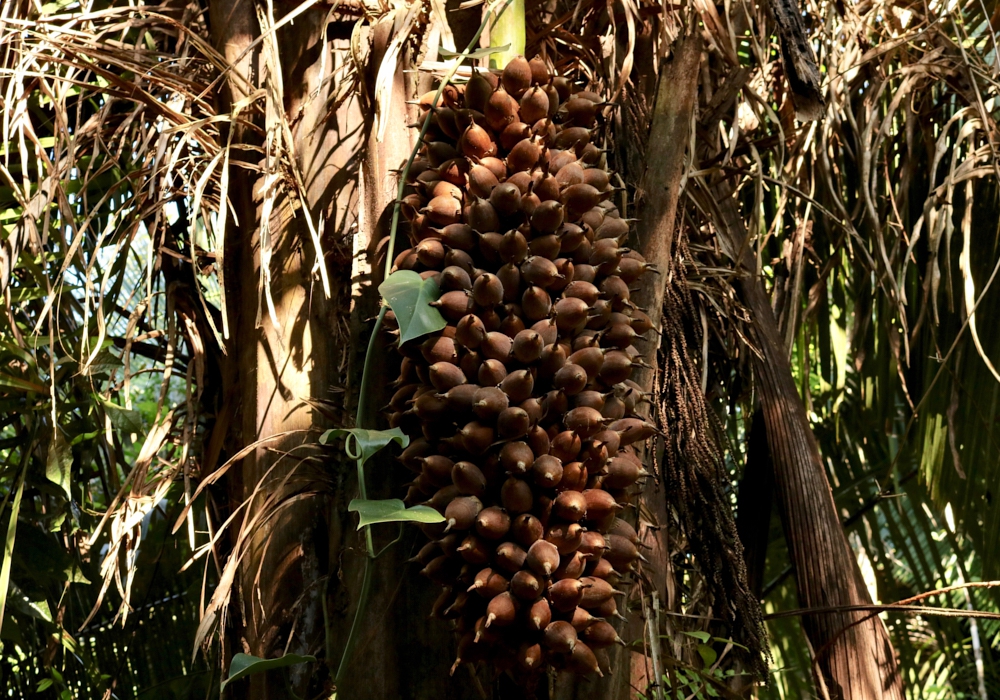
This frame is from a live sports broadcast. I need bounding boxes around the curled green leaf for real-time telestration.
[320,427,409,466]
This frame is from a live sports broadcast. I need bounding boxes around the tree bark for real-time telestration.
[211,1,362,697]
[712,189,904,699]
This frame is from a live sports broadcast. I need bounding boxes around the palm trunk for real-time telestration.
[211,1,362,696]
[713,190,904,699]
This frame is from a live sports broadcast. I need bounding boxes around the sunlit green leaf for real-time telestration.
[378,271,446,345]
[63,562,90,585]
[86,348,123,373]
[99,398,143,436]
[320,427,409,466]
[45,431,72,499]
[0,373,46,393]
[348,499,445,529]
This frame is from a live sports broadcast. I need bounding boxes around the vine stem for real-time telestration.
[355,304,388,557]
[333,1,514,685]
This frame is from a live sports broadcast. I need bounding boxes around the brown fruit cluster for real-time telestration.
[385,55,659,682]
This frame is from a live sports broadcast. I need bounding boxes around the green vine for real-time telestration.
[330,0,517,687]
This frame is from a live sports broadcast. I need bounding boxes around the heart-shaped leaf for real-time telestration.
[99,398,143,436]
[45,431,72,499]
[696,643,718,668]
[320,427,409,466]
[378,270,447,345]
[221,653,315,692]
[348,499,445,529]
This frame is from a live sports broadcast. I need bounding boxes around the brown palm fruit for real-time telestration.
[392,70,649,683]
[457,534,492,565]
[591,595,622,620]
[527,598,552,632]
[526,424,550,456]
[485,591,519,629]
[553,550,590,580]
[468,567,509,598]
[517,642,545,672]
[500,441,534,475]
[421,555,460,584]
[568,606,601,631]
[565,406,606,438]
[608,417,660,445]
[588,557,620,583]
[410,539,440,566]
[558,461,588,492]
[419,454,454,485]
[501,477,533,514]
[431,586,455,618]
[550,430,582,462]
[553,490,588,521]
[499,303,526,337]
[546,522,585,555]
[608,517,640,544]
[478,358,507,386]
[440,263,473,290]
[453,421,494,455]
[511,513,544,547]
[531,454,563,488]
[510,570,544,600]
[476,506,511,540]
[543,620,577,653]
[604,534,642,571]
[519,396,542,426]
[567,641,603,676]
[485,88,518,131]
[497,406,531,439]
[501,56,532,97]
[452,461,487,496]
[602,455,647,488]
[549,578,589,611]
[500,369,534,403]
[495,541,528,573]
[582,489,619,524]
[580,620,624,648]
[579,576,622,608]
[526,539,560,577]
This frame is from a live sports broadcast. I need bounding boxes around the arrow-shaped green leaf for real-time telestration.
[221,653,315,692]
[348,499,445,529]
[378,270,447,345]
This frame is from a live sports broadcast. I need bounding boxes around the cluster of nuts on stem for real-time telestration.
[384,55,660,682]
